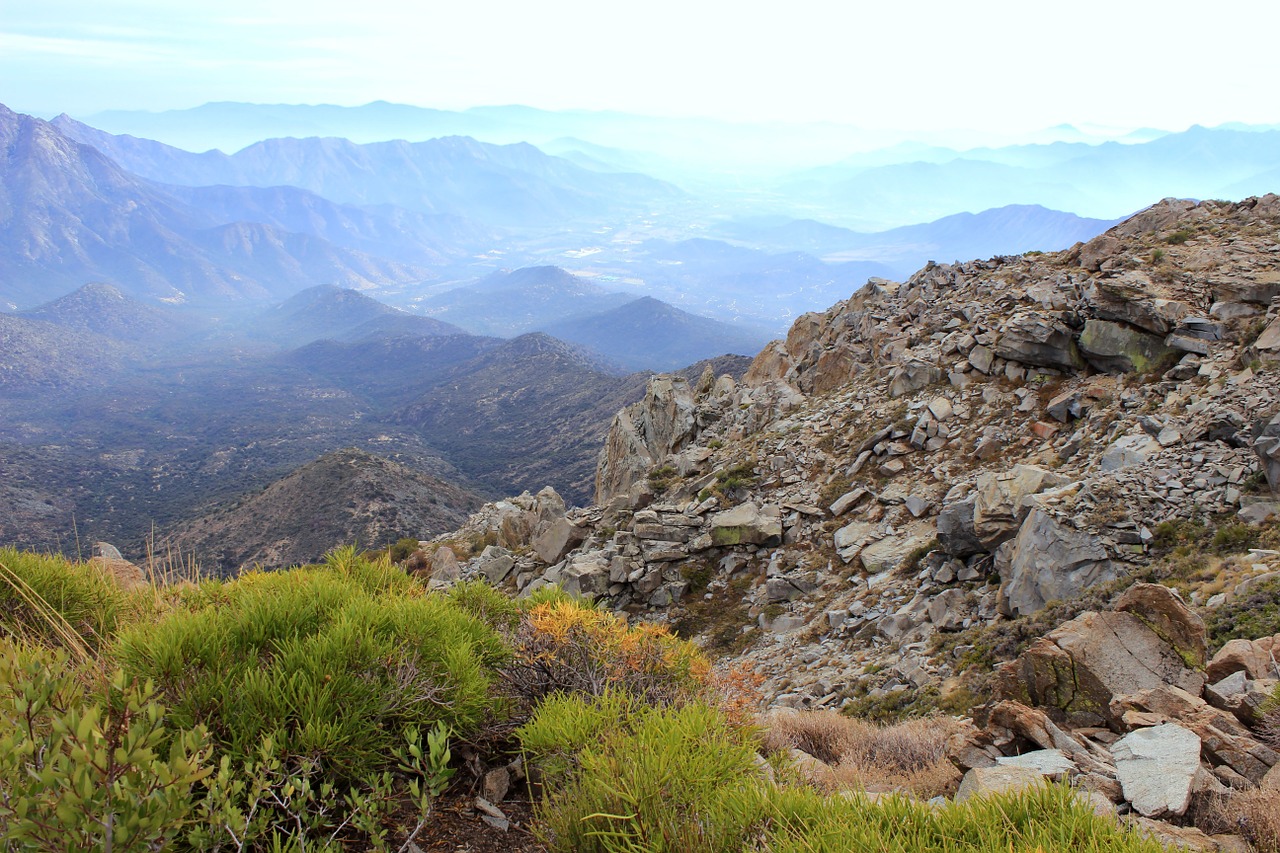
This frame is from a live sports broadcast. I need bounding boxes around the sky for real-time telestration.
[4,0,1280,133]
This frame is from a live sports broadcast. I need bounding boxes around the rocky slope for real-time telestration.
[162,448,483,576]
[410,196,1280,847]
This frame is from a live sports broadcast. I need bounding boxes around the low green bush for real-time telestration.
[0,642,213,852]
[0,547,138,653]
[522,697,764,852]
[1206,576,1280,648]
[115,550,505,782]
[763,782,1166,853]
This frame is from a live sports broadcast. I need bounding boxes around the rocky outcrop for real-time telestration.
[995,509,1116,617]
[595,375,698,505]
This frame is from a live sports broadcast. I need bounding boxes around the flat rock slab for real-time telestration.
[1111,723,1201,817]
[955,765,1045,801]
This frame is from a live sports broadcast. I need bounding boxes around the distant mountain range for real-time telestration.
[51,114,680,229]
[716,205,1122,271]
[0,105,430,308]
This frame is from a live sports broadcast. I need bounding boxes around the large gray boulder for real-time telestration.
[996,509,1116,617]
[972,465,1070,549]
[993,311,1084,372]
[937,495,984,557]
[1253,412,1280,493]
[1111,723,1201,818]
[534,518,587,564]
[1077,319,1177,374]
[887,360,944,398]
[709,502,782,546]
[995,586,1207,725]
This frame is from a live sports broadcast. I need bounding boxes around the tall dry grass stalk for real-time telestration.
[0,558,97,666]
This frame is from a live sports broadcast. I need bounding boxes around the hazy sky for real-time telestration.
[4,0,1279,132]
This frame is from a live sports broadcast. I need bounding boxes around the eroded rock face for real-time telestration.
[995,509,1115,617]
[595,375,698,504]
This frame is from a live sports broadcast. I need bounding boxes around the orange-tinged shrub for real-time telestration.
[503,599,711,711]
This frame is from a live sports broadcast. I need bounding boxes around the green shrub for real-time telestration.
[115,553,504,782]
[0,547,137,653]
[0,642,213,851]
[501,599,711,711]
[763,782,1166,853]
[447,578,520,634]
[1206,576,1280,648]
[522,698,764,852]
[1165,229,1193,245]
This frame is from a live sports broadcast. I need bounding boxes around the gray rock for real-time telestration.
[937,495,983,557]
[955,765,1045,802]
[1100,432,1161,472]
[928,588,969,631]
[973,465,1069,549]
[829,488,867,517]
[995,749,1077,781]
[709,502,782,546]
[996,509,1116,617]
[559,556,611,599]
[534,518,587,564]
[860,524,936,574]
[1253,412,1280,493]
[993,311,1084,372]
[1111,723,1201,818]
[888,361,944,398]
[1078,319,1177,374]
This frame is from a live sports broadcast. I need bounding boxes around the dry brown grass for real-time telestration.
[1193,790,1280,853]
[762,708,962,798]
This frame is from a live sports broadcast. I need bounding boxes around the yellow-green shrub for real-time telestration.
[503,598,711,709]
[0,547,138,653]
[520,696,765,852]
[115,551,506,782]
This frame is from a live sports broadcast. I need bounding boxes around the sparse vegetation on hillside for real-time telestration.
[0,546,1176,852]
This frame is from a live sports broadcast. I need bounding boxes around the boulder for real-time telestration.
[859,523,936,574]
[559,556,611,599]
[1111,723,1202,817]
[993,311,1084,372]
[955,765,1045,802]
[1100,432,1161,472]
[995,509,1115,617]
[1078,319,1177,374]
[709,502,782,547]
[430,546,461,584]
[972,465,1070,549]
[534,518,587,565]
[996,608,1206,725]
[1115,584,1206,668]
[937,495,984,558]
[888,361,944,398]
[1082,274,1191,335]
[478,547,516,585]
[995,749,1076,781]
[1206,634,1280,682]
[928,588,969,631]
[1253,412,1280,493]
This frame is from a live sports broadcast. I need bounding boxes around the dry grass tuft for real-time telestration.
[1193,790,1280,853]
[762,708,962,798]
